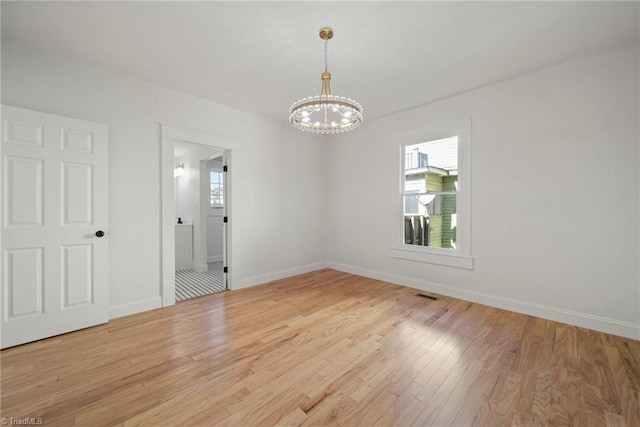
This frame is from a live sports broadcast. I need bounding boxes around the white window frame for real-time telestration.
[209,168,224,209]
[391,117,473,269]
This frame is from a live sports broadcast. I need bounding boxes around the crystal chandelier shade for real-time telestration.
[289,27,363,134]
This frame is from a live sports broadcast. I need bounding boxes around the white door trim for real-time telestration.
[159,124,238,307]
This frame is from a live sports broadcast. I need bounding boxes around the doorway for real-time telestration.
[173,142,226,301]
[160,125,234,307]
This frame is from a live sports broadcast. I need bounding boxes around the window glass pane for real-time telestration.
[403,194,457,249]
[404,136,458,193]
[404,176,425,194]
[210,170,224,208]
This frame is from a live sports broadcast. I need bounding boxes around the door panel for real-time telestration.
[5,247,44,318]
[62,128,93,153]
[62,244,93,308]
[62,162,93,224]
[4,156,43,227]
[1,105,109,348]
[4,119,43,147]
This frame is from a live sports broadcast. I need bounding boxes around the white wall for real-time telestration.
[2,42,328,316]
[327,45,640,338]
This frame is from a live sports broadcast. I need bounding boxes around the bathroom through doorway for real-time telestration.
[173,141,228,301]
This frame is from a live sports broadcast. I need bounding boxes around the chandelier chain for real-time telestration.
[324,39,328,73]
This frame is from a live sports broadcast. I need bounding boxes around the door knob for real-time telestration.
[95,230,105,238]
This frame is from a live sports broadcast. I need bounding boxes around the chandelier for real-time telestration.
[289,27,363,134]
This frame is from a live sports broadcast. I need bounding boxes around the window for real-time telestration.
[391,118,472,269]
[210,170,224,208]
[403,136,458,249]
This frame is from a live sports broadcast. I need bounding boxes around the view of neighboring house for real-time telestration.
[404,136,458,249]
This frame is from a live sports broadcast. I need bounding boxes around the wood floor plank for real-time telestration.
[376,380,424,426]
[603,341,640,426]
[1,269,638,426]
[529,369,553,425]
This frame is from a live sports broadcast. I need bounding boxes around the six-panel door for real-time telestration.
[1,106,109,348]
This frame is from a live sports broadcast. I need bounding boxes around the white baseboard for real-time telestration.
[326,262,640,340]
[109,296,162,320]
[238,262,328,290]
[207,255,223,263]
[192,262,208,273]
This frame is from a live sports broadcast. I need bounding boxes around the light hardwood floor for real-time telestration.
[1,269,639,426]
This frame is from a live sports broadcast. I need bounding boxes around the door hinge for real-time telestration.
[223,266,228,273]
[223,216,228,223]
[223,165,228,172]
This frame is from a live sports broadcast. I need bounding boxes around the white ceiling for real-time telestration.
[2,2,638,122]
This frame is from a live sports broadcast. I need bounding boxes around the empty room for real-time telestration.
[1,1,639,426]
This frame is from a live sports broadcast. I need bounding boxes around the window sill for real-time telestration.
[390,246,473,269]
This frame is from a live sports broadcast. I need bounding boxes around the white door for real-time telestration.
[1,106,109,348]
[222,151,229,289]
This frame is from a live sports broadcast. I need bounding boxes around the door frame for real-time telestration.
[159,124,237,306]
